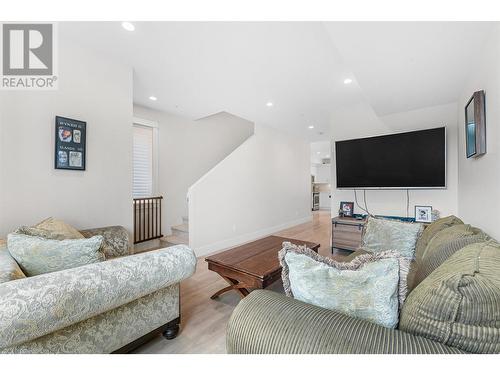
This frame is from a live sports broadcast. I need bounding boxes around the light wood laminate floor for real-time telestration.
[134,210,336,354]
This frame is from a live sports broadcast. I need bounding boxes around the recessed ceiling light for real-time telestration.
[149,96,157,101]
[317,152,321,154]
[343,78,353,85]
[266,101,274,107]
[308,125,314,129]
[121,22,135,31]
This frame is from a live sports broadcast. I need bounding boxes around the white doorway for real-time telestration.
[310,141,332,211]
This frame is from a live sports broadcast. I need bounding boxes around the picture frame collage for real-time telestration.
[55,116,86,170]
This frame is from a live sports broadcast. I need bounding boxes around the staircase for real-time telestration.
[161,216,189,247]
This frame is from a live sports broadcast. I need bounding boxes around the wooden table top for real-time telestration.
[205,235,320,280]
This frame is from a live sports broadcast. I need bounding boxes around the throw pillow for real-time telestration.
[15,225,62,239]
[7,233,105,276]
[414,215,463,263]
[412,233,488,289]
[361,216,423,259]
[79,226,130,258]
[421,224,478,260]
[408,224,485,291]
[279,242,410,329]
[31,217,84,240]
[407,216,464,292]
[0,242,26,284]
[400,241,500,354]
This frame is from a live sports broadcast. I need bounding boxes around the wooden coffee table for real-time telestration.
[205,235,320,299]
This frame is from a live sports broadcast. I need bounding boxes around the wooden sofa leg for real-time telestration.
[163,317,180,340]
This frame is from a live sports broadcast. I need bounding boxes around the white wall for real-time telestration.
[188,124,311,256]
[319,192,331,209]
[312,163,331,209]
[311,164,318,179]
[457,24,500,239]
[331,103,459,219]
[0,95,4,232]
[314,164,331,183]
[132,106,254,234]
[0,38,133,236]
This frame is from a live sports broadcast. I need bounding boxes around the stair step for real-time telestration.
[160,235,188,246]
[171,223,188,241]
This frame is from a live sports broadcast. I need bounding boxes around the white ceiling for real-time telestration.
[62,22,495,141]
[324,22,495,116]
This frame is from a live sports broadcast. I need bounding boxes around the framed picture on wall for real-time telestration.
[55,116,86,170]
[465,90,486,158]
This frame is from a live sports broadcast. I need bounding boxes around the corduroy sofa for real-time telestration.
[0,226,196,353]
[226,216,500,354]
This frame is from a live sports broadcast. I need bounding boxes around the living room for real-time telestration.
[1,1,499,373]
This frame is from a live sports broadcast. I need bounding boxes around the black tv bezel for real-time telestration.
[334,126,447,190]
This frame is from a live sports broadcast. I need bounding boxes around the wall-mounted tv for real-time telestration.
[335,127,446,189]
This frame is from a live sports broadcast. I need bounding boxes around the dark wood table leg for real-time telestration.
[210,276,250,299]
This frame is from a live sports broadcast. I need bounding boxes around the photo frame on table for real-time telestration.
[465,90,486,158]
[415,205,432,223]
[55,116,86,171]
[339,201,354,217]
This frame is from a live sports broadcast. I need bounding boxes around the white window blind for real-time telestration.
[133,125,154,198]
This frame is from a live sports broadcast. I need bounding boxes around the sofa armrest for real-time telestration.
[0,245,196,349]
[226,290,465,354]
[80,226,130,258]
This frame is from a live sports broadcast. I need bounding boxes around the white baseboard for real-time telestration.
[193,215,313,258]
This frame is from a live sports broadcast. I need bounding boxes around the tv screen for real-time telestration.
[335,127,446,189]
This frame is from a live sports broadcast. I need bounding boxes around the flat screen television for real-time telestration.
[335,127,446,189]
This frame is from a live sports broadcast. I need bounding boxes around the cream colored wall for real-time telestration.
[132,106,254,235]
[0,95,4,233]
[457,24,500,239]
[188,124,311,256]
[0,37,133,236]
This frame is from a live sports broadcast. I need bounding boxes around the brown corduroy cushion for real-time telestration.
[412,224,489,289]
[414,216,463,263]
[421,224,478,260]
[400,241,500,354]
[407,216,464,292]
[412,233,488,288]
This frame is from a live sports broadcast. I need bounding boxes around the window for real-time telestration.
[133,122,157,198]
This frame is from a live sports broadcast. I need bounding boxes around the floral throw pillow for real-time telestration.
[361,216,423,259]
[279,242,410,328]
[7,233,104,276]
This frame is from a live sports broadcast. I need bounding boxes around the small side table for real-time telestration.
[331,216,366,253]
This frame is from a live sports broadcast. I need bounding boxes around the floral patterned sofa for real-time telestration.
[0,226,196,353]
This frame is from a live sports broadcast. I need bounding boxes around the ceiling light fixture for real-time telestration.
[308,125,314,129]
[149,96,157,101]
[343,78,353,85]
[266,101,274,107]
[121,22,135,31]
